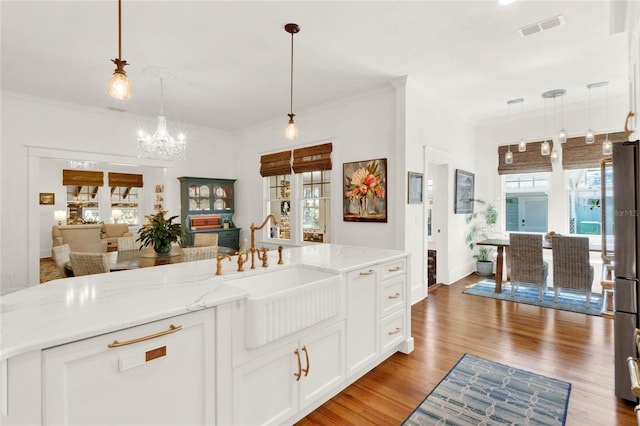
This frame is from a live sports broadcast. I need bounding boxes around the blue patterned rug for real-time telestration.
[403,354,571,425]
[463,279,603,316]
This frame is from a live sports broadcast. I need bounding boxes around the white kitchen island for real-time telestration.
[1,244,412,425]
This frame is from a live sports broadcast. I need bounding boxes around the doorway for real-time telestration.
[426,162,448,287]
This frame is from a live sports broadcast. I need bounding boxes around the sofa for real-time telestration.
[52,224,108,253]
[51,223,133,253]
[101,223,133,251]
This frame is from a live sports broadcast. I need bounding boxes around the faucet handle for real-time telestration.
[216,255,231,276]
[278,245,284,265]
[261,248,270,268]
[236,251,248,272]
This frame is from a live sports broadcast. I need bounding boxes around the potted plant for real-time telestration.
[465,199,498,276]
[137,210,183,255]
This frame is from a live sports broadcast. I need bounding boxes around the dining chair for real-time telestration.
[509,233,548,301]
[551,235,594,308]
[117,236,138,251]
[181,246,217,262]
[51,243,73,277]
[69,252,110,276]
[194,233,218,247]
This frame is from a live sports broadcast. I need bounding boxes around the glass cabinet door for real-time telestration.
[212,183,233,212]
[189,184,211,211]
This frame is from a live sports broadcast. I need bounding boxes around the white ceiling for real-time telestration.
[0,1,630,132]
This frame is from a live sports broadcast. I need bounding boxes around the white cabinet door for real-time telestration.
[43,310,216,426]
[233,322,345,425]
[298,322,345,410]
[346,266,379,377]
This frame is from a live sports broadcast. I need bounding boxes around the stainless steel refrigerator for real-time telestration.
[614,140,640,402]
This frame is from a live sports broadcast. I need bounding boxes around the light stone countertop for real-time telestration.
[1,244,406,361]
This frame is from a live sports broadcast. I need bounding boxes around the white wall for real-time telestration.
[1,93,235,294]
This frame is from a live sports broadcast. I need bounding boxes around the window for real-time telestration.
[567,167,612,236]
[110,186,139,225]
[266,175,291,240]
[302,170,331,243]
[66,185,100,223]
[504,172,549,233]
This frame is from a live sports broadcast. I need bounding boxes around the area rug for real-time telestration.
[403,353,571,426]
[463,279,603,316]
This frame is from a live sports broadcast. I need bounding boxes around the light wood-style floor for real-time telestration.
[297,274,637,426]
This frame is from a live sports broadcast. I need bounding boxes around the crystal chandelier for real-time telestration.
[137,76,186,160]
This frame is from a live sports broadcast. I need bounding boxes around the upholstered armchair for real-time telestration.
[101,223,133,250]
[509,233,548,301]
[52,224,107,253]
[552,235,594,307]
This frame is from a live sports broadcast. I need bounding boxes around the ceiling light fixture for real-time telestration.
[541,95,551,156]
[505,99,521,164]
[66,160,96,169]
[585,83,597,144]
[137,70,186,160]
[602,82,612,155]
[284,23,300,140]
[558,91,567,143]
[108,0,132,100]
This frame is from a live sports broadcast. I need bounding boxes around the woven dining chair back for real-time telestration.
[182,245,217,262]
[51,243,72,277]
[194,233,218,247]
[117,236,138,251]
[552,235,594,307]
[69,252,110,276]
[509,233,548,300]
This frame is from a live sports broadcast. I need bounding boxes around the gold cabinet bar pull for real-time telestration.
[301,345,310,377]
[388,266,401,272]
[388,327,401,335]
[294,349,302,381]
[107,324,182,348]
[359,269,375,276]
[388,293,400,299]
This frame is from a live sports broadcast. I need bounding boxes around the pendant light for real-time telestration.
[558,91,567,143]
[505,146,513,164]
[505,99,521,164]
[602,81,612,155]
[284,23,300,140]
[108,0,132,100]
[585,82,606,144]
[517,98,526,152]
[541,95,550,155]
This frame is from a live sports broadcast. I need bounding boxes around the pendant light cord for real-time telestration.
[117,0,122,60]
[289,30,294,116]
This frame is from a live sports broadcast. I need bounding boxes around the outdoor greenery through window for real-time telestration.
[567,167,612,236]
[302,170,330,243]
[504,172,549,233]
[111,186,139,225]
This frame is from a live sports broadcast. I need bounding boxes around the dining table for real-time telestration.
[477,237,607,293]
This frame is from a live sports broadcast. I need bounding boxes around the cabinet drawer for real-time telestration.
[380,258,406,281]
[380,309,406,354]
[380,276,406,317]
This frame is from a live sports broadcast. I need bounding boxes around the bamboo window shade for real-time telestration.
[497,142,552,175]
[108,172,144,187]
[561,131,626,170]
[260,151,292,177]
[62,170,104,186]
[292,142,333,173]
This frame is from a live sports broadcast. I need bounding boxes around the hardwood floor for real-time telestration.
[297,274,637,426]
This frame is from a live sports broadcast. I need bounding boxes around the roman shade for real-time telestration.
[292,142,333,173]
[260,150,292,177]
[108,172,143,187]
[62,170,104,186]
[497,142,553,175]
[562,131,626,170]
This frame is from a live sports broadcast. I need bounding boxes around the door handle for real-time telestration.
[301,345,310,377]
[294,349,302,381]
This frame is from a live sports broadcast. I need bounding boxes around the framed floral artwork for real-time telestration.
[343,158,387,222]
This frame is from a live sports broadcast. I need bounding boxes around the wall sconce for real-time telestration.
[54,210,67,225]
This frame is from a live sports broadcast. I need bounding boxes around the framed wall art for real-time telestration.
[408,172,423,204]
[39,192,55,205]
[454,169,474,214]
[343,158,387,222]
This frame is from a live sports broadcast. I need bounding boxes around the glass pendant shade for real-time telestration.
[285,114,298,140]
[505,149,513,164]
[558,128,567,144]
[518,139,526,152]
[585,129,595,144]
[109,70,132,100]
[550,149,559,163]
[541,140,550,155]
[602,137,613,155]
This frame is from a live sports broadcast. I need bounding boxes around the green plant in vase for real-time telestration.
[464,199,498,276]
[137,210,183,255]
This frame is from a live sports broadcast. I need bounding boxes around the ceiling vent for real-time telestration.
[518,15,565,37]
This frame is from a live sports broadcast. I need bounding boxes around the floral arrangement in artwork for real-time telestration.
[344,159,387,221]
[345,160,385,202]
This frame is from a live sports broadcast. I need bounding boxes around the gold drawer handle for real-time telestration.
[388,327,401,335]
[359,269,375,276]
[388,293,401,299]
[388,266,401,272]
[107,324,182,348]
